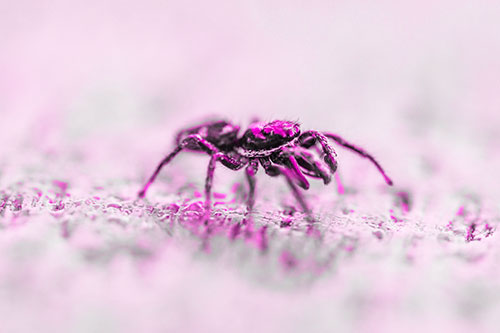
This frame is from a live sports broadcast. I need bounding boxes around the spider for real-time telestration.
[138,119,393,222]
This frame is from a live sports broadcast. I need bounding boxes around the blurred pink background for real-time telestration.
[2,0,500,192]
[1,1,500,332]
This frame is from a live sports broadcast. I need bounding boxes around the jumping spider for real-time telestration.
[138,119,393,222]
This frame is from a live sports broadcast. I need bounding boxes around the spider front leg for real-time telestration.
[259,157,314,223]
[271,149,310,189]
[298,131,338,175]
[290,146,332,185]
[322,132,393,186]
[138,134,217,198]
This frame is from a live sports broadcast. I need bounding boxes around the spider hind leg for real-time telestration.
[138,134,218,198]
[138,145,183,198]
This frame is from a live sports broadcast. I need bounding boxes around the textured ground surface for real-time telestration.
[1,127,499,332]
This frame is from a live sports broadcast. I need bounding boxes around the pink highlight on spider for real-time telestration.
[138,118,393,223]
[250,120,300,140]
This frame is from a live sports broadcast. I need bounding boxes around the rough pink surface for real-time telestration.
[1,1,500,332]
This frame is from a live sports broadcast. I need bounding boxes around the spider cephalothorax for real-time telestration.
[238,120,301,153]
[138,119,393,222]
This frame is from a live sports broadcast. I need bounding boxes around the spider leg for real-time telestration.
[271,149,310,189]
[259,157,314,222]
[245,159,259,214]
[298,131,338,175]
[322,132,393,186]
[287,155,310,190]
[292,146,332,184]
[138,146,182,198]
[292,145,344,194]
[205,152,248,215]
[138,134,218,198]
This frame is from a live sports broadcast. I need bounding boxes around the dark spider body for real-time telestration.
[239,121,301,153]
[139,119,393,222]
[175,120,240,151]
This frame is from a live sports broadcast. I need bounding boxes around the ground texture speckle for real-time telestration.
[1,131,499,332]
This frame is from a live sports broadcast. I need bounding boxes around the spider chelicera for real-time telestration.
[138,119,393,222]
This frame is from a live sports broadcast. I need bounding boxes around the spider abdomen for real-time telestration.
[175,120,240,151]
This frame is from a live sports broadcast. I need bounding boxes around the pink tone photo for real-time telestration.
[1,1,500,332]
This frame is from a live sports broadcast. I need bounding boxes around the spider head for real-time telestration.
[241,120,301,151]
